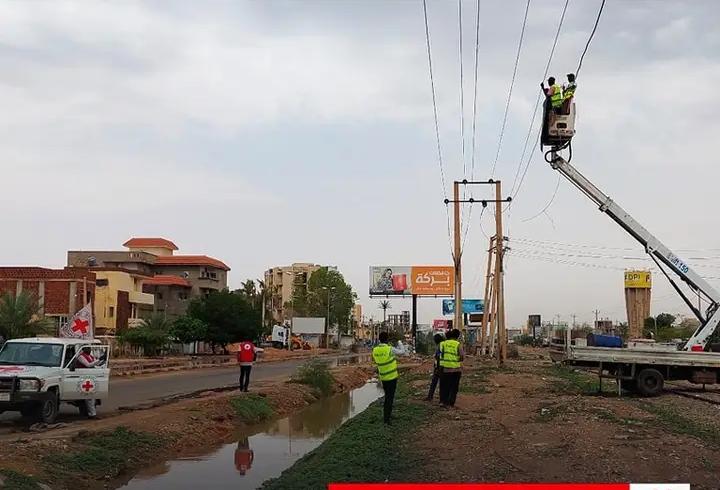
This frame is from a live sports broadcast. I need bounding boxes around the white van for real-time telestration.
[0,337,110,423]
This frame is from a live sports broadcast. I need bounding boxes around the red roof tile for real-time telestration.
[155,255,230,271]
[143,275,191,287]
[123,237,178,250]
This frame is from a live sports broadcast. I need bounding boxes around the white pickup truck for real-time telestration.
[0,337,110,423]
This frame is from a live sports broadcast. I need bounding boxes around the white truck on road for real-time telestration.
[0,337,110,423]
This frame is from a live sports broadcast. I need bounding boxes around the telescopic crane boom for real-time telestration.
[548,150,720,351]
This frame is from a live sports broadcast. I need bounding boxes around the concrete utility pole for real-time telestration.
[494,180,507,363]
[594,309,600,329]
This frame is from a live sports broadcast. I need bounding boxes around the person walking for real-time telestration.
[372,331,403,425]
[237,338,262,392]
[438,329,464,407]
[425,333,444,401]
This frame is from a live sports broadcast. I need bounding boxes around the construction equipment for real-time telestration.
[547,149,720,351]
[545,115,720,395]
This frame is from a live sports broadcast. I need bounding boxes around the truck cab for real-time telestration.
[0,337,110,423]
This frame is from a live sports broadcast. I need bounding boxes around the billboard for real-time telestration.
[292,317,325,335]
[624,270,651,289]
[369,266,454,296]
[442,299,484,315]
[410,266,454,296]
[433,319,451,330]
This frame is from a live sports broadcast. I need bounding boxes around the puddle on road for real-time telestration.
[119,381,383,490]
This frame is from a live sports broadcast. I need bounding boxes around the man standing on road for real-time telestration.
[425,333,444,401]
[372,331,405,425]
[439,329,464,407]
[237,338,262,392]
[77,346,106,419]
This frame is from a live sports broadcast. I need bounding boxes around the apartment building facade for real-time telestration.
[264,263,326,324]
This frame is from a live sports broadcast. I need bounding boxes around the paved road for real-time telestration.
[0,354,366,425]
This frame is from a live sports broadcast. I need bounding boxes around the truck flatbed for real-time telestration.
[551,345,720,369]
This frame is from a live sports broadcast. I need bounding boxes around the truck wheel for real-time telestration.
[38,393,59,424]
[636,368,664,397]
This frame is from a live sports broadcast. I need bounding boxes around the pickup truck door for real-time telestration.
[61,345,110,401]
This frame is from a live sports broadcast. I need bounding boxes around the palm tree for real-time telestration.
[0,291,54,340]
[378,300,391,326]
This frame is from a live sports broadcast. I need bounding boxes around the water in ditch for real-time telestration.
[119,381,383,490]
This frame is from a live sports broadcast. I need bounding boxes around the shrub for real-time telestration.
[230,394,274,423]
[293,359,334,396]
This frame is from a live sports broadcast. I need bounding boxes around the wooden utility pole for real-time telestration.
[453,181,463,332]
[493,180,507,363]
[479,235,495,354]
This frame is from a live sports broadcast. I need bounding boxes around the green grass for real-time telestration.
[44,426,165,480]
[261,382,430,490]
[546,365,608,395]
[292,359,335,396]
[230,394,274,423]
[639,403,720,447]
[0,469,42,490]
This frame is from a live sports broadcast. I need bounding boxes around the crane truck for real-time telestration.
[542,97,720,396]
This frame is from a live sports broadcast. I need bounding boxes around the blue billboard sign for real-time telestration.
[442,299,483,315]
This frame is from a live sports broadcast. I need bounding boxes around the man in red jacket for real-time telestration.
[237,338,261,392]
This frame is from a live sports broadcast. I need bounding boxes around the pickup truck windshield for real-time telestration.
[0,342,64,367]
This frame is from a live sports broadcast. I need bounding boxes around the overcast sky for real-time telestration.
[1,0,719,328]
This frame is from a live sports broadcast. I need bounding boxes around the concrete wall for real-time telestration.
[152,265,227,298]
[146,284,192,319]
[67,251,156,275]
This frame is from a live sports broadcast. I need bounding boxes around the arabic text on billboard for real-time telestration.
[369,266,454,296]
[442,299,484,315]
[369,266,411,295]
[411,266,454,296]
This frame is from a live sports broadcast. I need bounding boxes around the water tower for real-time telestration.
[624,270,651,339]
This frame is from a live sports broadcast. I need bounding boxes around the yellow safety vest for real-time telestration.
[550,84,564,108]
[564,83,576,101]
[439,339,461,369]
[372,344,398,381]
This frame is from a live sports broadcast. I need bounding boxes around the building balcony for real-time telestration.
[129,290,154,305]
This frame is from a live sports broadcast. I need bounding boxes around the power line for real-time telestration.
[509,0,570,199]
[511,236,720,255]
[576,0,606,78]
[489,0,531,179]
[522,172,560,222]
[521,0,606,223]
[458,0,466,183]
[422,0,453,244]
[461,0,482,245]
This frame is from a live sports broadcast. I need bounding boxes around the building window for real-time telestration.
[178,292,188,301]
[108,306,115,318]
[96,279,109,287]
[47,315,68,330]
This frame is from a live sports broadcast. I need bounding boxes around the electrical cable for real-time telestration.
[522,172,561,222]
[489,0,531,179]
[460,0,482,245]
[575,0,606,78]
[509,0,570,199]
[422,0,453,246]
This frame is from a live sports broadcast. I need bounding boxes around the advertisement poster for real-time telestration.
[369,266,411,295]
[369,266,454,296]
[442,299,484,315]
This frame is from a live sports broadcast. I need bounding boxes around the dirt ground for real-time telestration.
[411,347,720,489]
[0,364,374,489]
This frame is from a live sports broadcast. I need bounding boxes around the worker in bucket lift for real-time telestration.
[562,73,577,114]
[541,77,564,114]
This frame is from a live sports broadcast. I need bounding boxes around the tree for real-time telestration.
[286,267,357,334]
[0,291,53,340]
[644,313,677,338]
[187,289,261,352]
[378,300,391,325]
[170,316,208,344]
[118,314,170,356]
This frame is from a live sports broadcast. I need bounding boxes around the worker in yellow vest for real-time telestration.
[438,329,464,407]
[372,331,403,424]
[542,76,564,113]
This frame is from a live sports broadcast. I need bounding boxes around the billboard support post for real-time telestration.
[412,294,418,342]
[453,181,463,333]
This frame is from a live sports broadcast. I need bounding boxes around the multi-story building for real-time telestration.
[264,263,325,324]
[388,311,411,331]
[68,237,230,322]
[92,269,154,334]
[0,267,96,332]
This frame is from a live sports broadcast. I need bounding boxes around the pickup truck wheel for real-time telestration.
[38,393,59,424]
[636,368,664,397]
